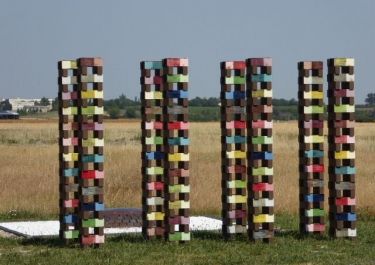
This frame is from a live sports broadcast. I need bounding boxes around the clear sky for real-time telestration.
[0,0,373,103]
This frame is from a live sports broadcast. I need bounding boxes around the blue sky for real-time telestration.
[0,0,373,103]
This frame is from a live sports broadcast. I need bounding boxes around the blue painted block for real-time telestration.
[225,91,245,100]
[64,214,78,224]
[336,213,356,221]
[252,152,273,160]
[63,168,79,177]
[252,74,272,82]
[304,150,324,158]
[305,194,324,202]
[143,61,162,70]
[335,166,356,175]
[226,136,246,144]
[146,151,164,160]
[167,90,188,99]
[83,203,104,211]
[168,137,190,145]
[82,154,104,163]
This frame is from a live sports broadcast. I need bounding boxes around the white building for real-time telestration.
[2,98,53,112]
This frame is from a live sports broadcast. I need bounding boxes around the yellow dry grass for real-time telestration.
[0,120,374,216]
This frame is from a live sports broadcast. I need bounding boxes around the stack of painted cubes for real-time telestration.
[298,61,325,234]
[58,57,105,247]
[164,58,190,242]
[141,60,165,238]
[141,58,190,242]
[58,60,80,242]
[247,58,274,242]
[327,58,356,238]
[220,61,248,238]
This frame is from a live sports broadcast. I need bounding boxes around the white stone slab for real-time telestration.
[0,216,222,238]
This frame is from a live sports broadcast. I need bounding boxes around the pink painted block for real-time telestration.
[306,224,325,232]
[169,216,190,225]
[145,121,163,130]
[165,58,188,67]
[249,58,272,67]
[62,122,79,131]
[252,120,272,129]
[64,199,79,208]
[228,210,246,219]
[82,122,104,131]
[304,120,323,129]
[336,197,356,206]
[226,121,246,129]
[169,169,189,177]
[62,137,78,146]
[334,89,355,98]
[225,61,246,70]
[61,92,71,100]
[253,183,273,192]
[147,182,164,191]
[334,120,355,128]
[227,165,246,174]
[335,135,355,144]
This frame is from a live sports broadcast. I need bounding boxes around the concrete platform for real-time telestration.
[0,216,222,238]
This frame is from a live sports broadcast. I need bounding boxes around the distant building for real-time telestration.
[0,111,19,119]
[0,98,53,112]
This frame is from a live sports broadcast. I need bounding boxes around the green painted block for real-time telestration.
[227,180,246,188]
[334,104,355,113]
[252,167,273,176]
[306,209,324,217]
[82,218,104,228]
[64,230,79,239]
[252,136,273,145]
[304,106,324,114]
[169,184,190,193]
[225,76,245,85]
[146,136,163,145]
[146,167,164,175]
[167,74,188,83]
[169,232,190,241]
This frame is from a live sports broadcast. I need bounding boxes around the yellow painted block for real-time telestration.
[81,90,103,99]
[147,212,165,221]
[334,58,355,66]
[168,153,189,162]
[252,89,272,98]
[145,91,163,100]
[304,91,323,99]
[63,153,78,162]
[226,151,246,159]
[305,135,324,143]
[253,214,274,223]
[227,195,247,204]
[335,151,355,159]
[169,200,190,209]
[61,60,77,69]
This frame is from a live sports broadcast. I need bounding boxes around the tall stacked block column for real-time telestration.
[58,57,105,246]
[220,61,247,238]
[327,58,356,238]
[298,61,325,234]
[140,61,166,238]
[247,58,274,242]
[164,58,190,242]
[58,60,80,242]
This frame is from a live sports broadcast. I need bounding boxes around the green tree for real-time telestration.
[365,93,375,105]
[108,106,121,119]
[39,97,50,106]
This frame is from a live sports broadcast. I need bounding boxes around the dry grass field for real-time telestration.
[0,119,374,218]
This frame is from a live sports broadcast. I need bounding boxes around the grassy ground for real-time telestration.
[0,214,374,265]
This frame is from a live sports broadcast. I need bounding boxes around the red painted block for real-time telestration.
[226,121,246,129]
[64,199,79,208]
[168,122,189,130]
[154,76,163,85]
[334,89,355,98]
[305,164,324,173]
[227,165,246,174]
[147,181,164,191]
[228,210,246,219]
[225,61,246,70]
[304,120,323,129]
[168,169,189,177]
[306,224,325,232]
[335,135,355,144]
[165,58,188,67]
[336,197,356,206]
[169,216,190,225]
[253,183,273,192]
[249,58,272,67]
[82,170,104,179]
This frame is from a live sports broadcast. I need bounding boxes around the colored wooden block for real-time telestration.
[333,58,355,67]
[306,224,325,232]
[143,61,163,70]
[82,218,105,228]
[168,153,189,162]
[251,74,272,82]
[63,168,79,177]
[305,209,324,217]
[226,121,246,129]
[166,74,188,83]
[252,152,273,160]
[146,167,164,175]
[227,180,246,189]
[303,91,324,99]
[82,138,104,147]
[253,198,274,207]
[169,232,190,241]
[334,104,355,113]
[227,225,247,234]
[167,137,189,145]
[252,136,273,145]
[80,74,104,83]
[336,213,356,221]
[147,182,164,190]
[304,150,324,158]
[64,230,79,239]
[336,197,356,206]
[145,121,164,130]
[303,76,323,85]
[336,229,356,237]
[167,122,189,130]
[82,170,104,179]
[147,197,164,206]
[82,154,104,163]
[335,166,356,175]
[61,76,78,85]
[61,60,78,69]
[334,151,355,159]
[305,164,324,173]
[81,187,103,196]
[62,153,79,162]
[334,74,355,82]
[81,90,103,99]
[144,91,163,100]
[252,89,272,98]
[83,203,104,211]
[169,184,190,193]
[304,106,324,114]
[253,183,273,192]
[304,135,324,143]
[252,120,272,129]
[169,200,190,209]
[225,76,245,85]
[305,194,324,202]
[335,136,355,144]
[227,195,247,204]
[226,136,246,144]
[62,107,78,115]
[224,61,246,70]
[147,212,165,221]
[252,167,273,176]
[145,151,165,160]
[81,106,104,115]
[226,151,246,159]
[253,214,274,223]
[167,90,188,99]
[335,182,355,190]
[225,91,246,100]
